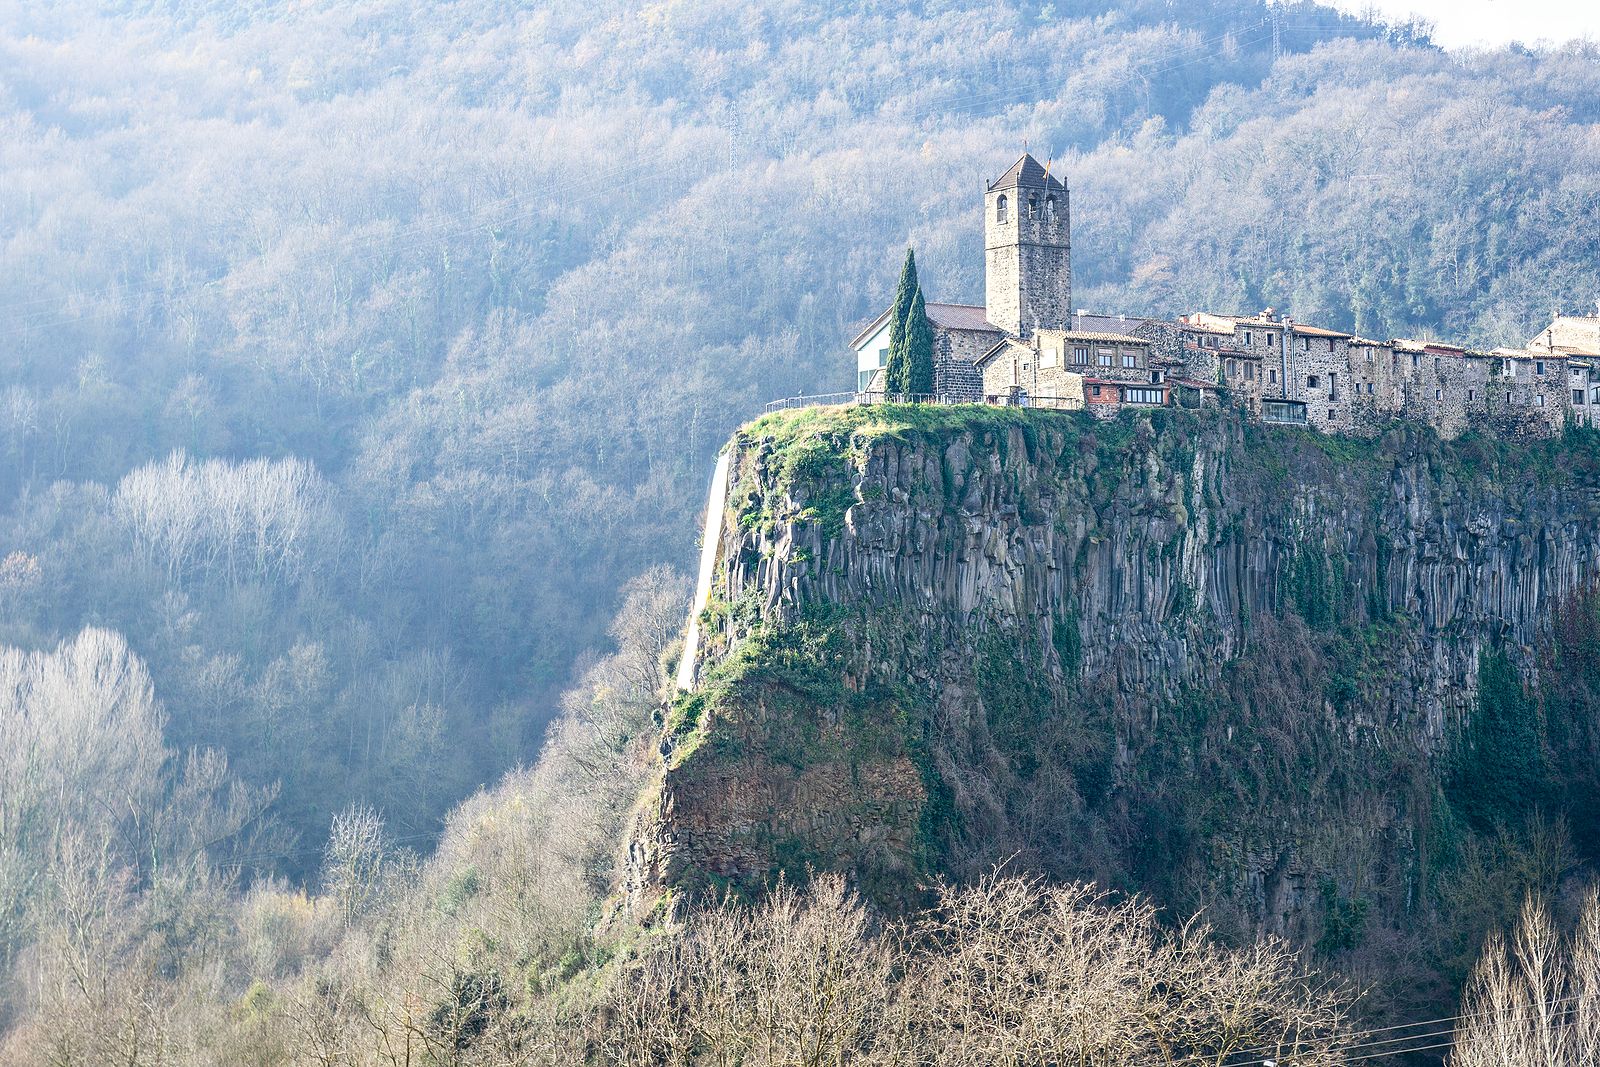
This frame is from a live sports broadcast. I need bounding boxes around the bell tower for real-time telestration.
[985,154,1070,337]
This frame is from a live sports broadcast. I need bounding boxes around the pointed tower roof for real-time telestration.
[988,153,1066,192]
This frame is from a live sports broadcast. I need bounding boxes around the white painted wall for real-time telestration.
[855,319,892,390]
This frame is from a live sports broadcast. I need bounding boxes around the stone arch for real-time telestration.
[996,194,1008,223]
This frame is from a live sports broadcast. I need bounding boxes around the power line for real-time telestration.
[1141,993,1598,1067]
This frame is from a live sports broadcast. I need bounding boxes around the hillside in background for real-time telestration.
[1,0,1598,877]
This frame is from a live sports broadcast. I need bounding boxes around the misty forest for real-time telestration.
[2,0,1600,1063]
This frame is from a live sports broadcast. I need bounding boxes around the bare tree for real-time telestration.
[323,805,392,929]
[1452,889,1600,1067]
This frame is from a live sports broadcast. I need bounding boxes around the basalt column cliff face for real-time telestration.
[630,405,1600,984]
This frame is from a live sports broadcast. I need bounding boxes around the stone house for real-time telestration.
[975,329,1158,413]
[1527,316,1600,428]
[852,153,1071,399]
[850,301,1003,397]
[844,153,1588,440]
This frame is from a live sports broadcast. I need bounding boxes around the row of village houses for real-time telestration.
[857,305,1600,439]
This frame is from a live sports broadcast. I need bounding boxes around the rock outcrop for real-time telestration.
[631,404,1600,994]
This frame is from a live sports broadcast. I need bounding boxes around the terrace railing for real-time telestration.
[761,391,964,413]
[760,391,1085,413]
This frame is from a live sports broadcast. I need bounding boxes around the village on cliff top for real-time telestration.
[846,154,1600,439]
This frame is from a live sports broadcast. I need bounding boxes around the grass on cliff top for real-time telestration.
[740,402,1087,455]
[742,402,1600,494]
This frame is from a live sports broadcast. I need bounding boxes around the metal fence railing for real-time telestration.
[760,391,970,412]
[760,391,1091,413]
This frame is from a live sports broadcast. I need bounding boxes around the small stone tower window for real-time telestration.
[996,194,1008,223]
[1027,194,1038,219]
[1045,194,1057,218]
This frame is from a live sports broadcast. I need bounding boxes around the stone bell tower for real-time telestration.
[984,154,1071,338]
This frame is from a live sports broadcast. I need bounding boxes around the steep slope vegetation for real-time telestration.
[638,404,1600,1010]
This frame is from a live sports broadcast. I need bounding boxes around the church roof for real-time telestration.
[988,153,1066,193]
[926,302,1000,332]
[849,301,1001,349]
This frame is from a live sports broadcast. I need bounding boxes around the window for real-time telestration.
[1073,346,1089,365]
[1536,360,1546,375]
[1151,370,1164,384]
[878,347,889,365]
[1027,194,1038,219]
[1575,389,1586,405]
[1329,408,1338,420]
[1245,331,1254,346]
[1307,374,1320,388]
[996,194,1008,223]
[1329,372,1339,400]
[1506,360,1517,376]
[1537,394,1546,407]
[1368,382,1375,395]
[1122,350,1137,368]
[1042,346,1059,369]
[858,368,875,390]
[1269,368,1278,384]
[1262,400,1308,424]
[1097,349,1113,367]
[1244,362,1255,381]
[1123,387,1164,405]
[1435,388,1442,401]
[1045,194,1057,218]
[1412,353,1419,369]
[1468,388,1476,401]
[1327,338,1335,352]
[1435,357,1442,373]
[1091,385,1102,397]
[1226,359,1237,377]
[1301,336,1310,351]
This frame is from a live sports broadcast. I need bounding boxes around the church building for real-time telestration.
[850,153,1155,405]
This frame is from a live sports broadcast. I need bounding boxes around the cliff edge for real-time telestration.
[630,403,1600,995]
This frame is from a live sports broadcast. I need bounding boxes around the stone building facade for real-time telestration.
[984,156,1070,337]
[848,153,1587,440]
[975,329,1160,415]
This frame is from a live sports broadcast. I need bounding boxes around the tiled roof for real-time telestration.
[1194,313,1350,339]
[1195,313,1284,329]
[1290,323,1352,339]
[1067,313,1155,334]
[848,301,1000,348]
[988,153,1067,192]
[927,302,1001,332]
[1058,331,1149,344]
[976,337,1031,365]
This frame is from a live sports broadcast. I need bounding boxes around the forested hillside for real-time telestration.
[2,0,1598,878]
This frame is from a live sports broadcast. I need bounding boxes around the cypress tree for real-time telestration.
[906,287,936,396]
[884,247,919,396]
